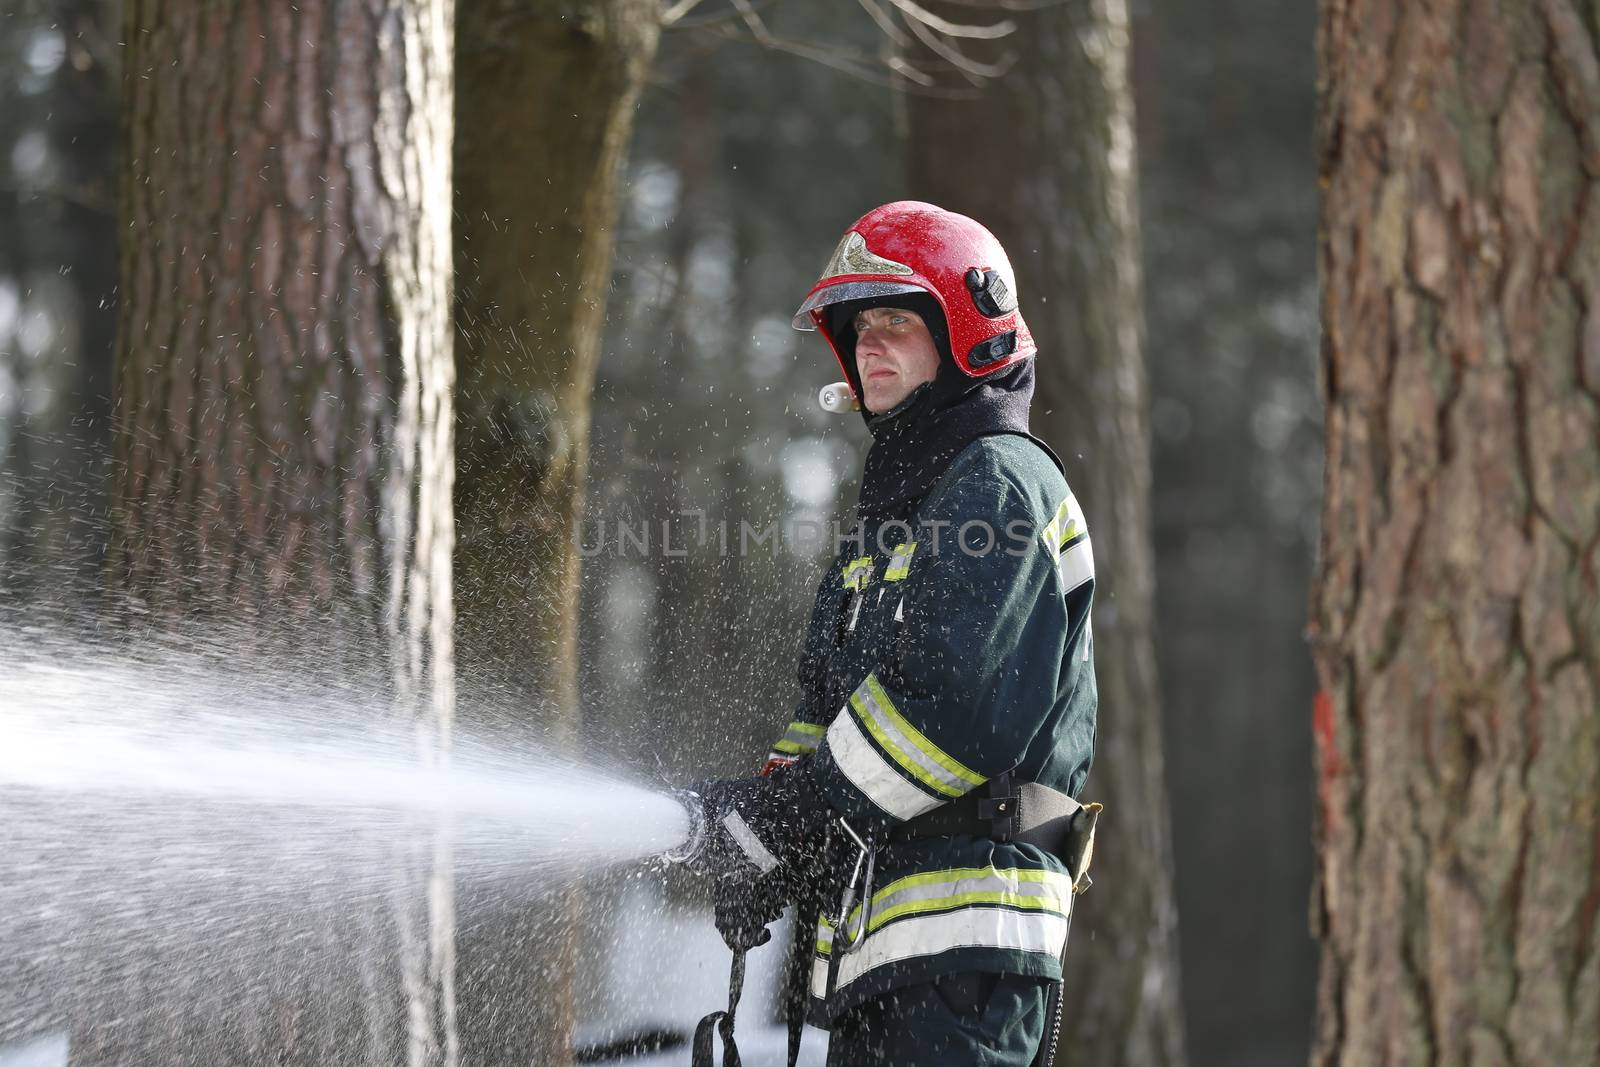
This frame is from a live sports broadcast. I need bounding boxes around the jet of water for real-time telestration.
[0,638,693,876]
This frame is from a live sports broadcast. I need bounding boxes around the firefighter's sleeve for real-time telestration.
[761,570,838,768]
[809,466,1091,824]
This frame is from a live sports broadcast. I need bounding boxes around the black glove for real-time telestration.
[684,762,833,951]
[684,762,831,879]
[713,870,789,952]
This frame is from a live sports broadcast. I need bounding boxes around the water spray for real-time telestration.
[0,647,695,874]
[0,634,711,1061]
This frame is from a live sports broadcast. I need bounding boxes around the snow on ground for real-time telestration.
[0,1031,68,1067]
[0,882,828,1066]
[576,879,829,1066]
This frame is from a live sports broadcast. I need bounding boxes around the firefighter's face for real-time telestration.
[852,306,940,413]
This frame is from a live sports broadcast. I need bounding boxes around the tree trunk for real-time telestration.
[902,2,1186,1063]
[1311,1,1600,1063]
[109,1,456,1063]
[452,3,659,1063]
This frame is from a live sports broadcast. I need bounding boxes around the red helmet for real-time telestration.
[791,201,1034,390]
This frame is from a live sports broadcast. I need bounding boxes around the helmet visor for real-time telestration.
[791,280,930,331]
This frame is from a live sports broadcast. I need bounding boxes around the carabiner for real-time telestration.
[831,816,878,956]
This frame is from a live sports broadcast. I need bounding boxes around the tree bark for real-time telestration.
[109,1,456,1063]
[902,3,1186,1063]
[1312,1,1600,1063]
[452,3,659,1063]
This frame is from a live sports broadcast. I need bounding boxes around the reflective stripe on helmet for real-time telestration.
[821,230,915,280]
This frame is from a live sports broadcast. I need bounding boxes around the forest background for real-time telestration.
[1,1,1319,1065]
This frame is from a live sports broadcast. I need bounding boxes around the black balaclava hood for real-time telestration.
[828,293,1035,525]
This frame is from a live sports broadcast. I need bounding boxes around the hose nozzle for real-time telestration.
[660,789,707,866]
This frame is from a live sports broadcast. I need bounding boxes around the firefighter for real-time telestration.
[686,201,1098,1067]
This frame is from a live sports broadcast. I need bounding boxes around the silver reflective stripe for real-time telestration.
[773,720,825,756]
[850,675,984,799]
[821,232,915,280]
[885,541,917,581]
[1057,535,1094,593]
[824,706,942,821]
[1041,494,1088,559]
[811,918,834,1000]
[832,904,1073,993]
[854,868,1072,934]
[721,809,779,874]
[810,954,829,1001]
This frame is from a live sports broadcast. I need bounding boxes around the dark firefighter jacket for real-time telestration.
[767,431,1097,1023]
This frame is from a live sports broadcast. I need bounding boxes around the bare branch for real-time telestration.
[886,53,938,88]
[893,6,1015,85]
[704,23,905,88]
[887,0,1015,39]
[728,0,779,45]
[676,0,1016,94]
[666,0,781,31]
[661,0,709,25]
[907,0,1069,9]
[855,0,915,50]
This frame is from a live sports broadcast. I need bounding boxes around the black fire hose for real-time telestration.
[691,944,747,1067]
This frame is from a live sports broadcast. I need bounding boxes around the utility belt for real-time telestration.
[822,772,1101,976]
[699,774,1104,1067]
[888,772,1101,893]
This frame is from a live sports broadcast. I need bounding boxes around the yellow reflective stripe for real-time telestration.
[825,705,944,820]
[815,869,1075,993]
[772,719,825,755]
[866,890,1066,933]
[1042,495,1086,557]
[1040,499,1070,558]
[831,905,1071,993]
[844,867,1072,932]
[852,674,985,798]
[869,866,1063,897]
[884,541,917,581]
[843,556,873,592]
